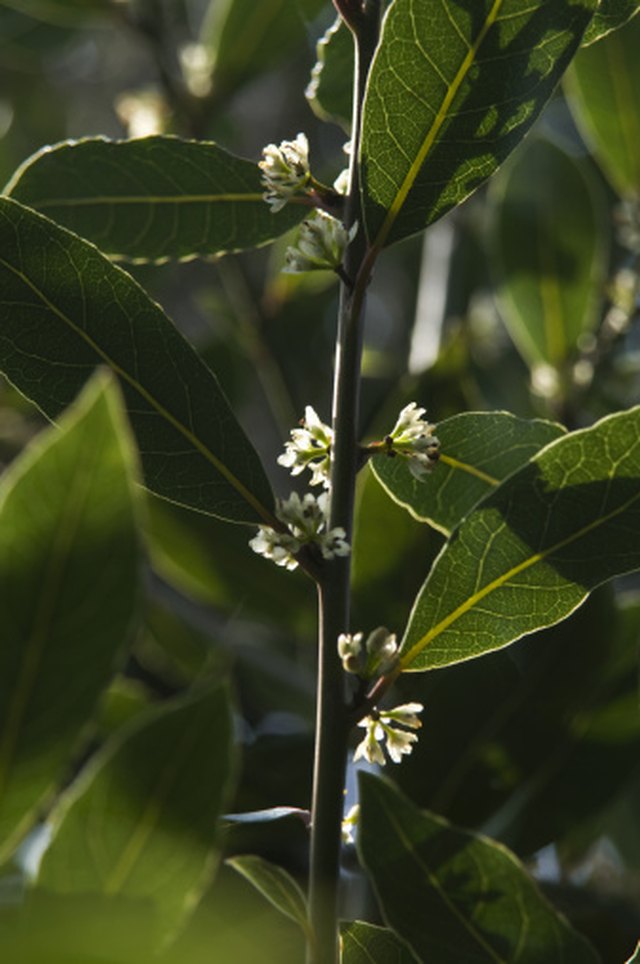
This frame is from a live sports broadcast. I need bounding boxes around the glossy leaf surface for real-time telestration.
[372,412,564,535]
[306,17,353,131]
[360,0,597,249]
[38,684,234,945]
[358,774,600,964]
[401,407,640,672]
[0,197,275,524]
[226,854,309,935]
[566,14,640,196]
[0,373,139,863]
[5,137,304,262]
[582,0,640,43]
[626,943,640,963]
[489,138,607,371]
[341,921,418,963]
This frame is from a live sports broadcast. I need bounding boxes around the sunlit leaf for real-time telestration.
[401,406,640,672]
[582,0,640,44]
[5,137,305,262]
[38,684,234,946]
[358,774,601,963]
[489,138,608,371]
[360,0,597,250]
[226,854,309,935]
[341,921,418,963]
[372,412,564,535]
[566,13,640,196]
[0,197,275,524]
[0,372,140,863]
[306,17,353,131]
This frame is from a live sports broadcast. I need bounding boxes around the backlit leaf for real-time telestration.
[5,136,304,262]
[306,17,353,131]
[38,684,234,946]
[360,0,597,250]
[372,411,565,535]
[566,13,640,196]
[0,197,275,524]
[401,406,640,672]
[489,138,608,371]
[582,0,640,44]
[226,854,310,936]
[341,921,419,963]
[358,774,601,963]
[0,372,140,863]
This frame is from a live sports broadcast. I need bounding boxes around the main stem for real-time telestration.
[307,6,381,963]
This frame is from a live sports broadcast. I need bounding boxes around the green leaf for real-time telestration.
[341,921,419,963]
[372,412,565,536]
[201,0,326,97]
[401,406,640,672]
[566,13,640,196]
[489,138,608,372]
[0,0,112,27]
[358,774,601,964]
[5,136,305,262]
[306,17,354,131]
[360,0,597,250]
[582,0,640,44]
[0,196,275,524]
[0,371,140,863]
[625,942,640,963]
[38,684,234,946]
[226,854,310,936]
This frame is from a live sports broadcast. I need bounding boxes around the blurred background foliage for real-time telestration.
[0,1,639,961]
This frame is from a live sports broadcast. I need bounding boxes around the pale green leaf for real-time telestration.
[372,412,565,535]
[341,921,419,963]
[401,406,640,672]
[0,372,140,863]
[489,138,608,371]
[38,684,234,946]
[566,13,640,196]
[582,0,640,44]
[5,137,305,262]
[358,774,601,963]
[360,0,597,250]
[306,16,353,131]
[226,854,310,936]
[0,197,275,525]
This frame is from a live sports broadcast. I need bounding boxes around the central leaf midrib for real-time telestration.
[0,253,275,527]
[370,0,505,251]
[30,193,265,208]
[401,481,640,668]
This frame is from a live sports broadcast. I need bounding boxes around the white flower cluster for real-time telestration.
[387,403,440,481]
[249,491,349,571]
[277,405,333,488]
[284,211,357,275]
[354,703,424,766]
[259,133,310,213]
[337,627,398,678]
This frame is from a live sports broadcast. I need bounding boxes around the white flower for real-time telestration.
[283,211,357,274]
[277,406,333,488]
[338,627,399,678]
[353,703,424,766]
[338,631,365,674]
[249,491,350,570]
[248,526,300,571]
[259,132,310,212]
[333,168,350,196]
[341,804,360,845]
[386,403,440,480]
